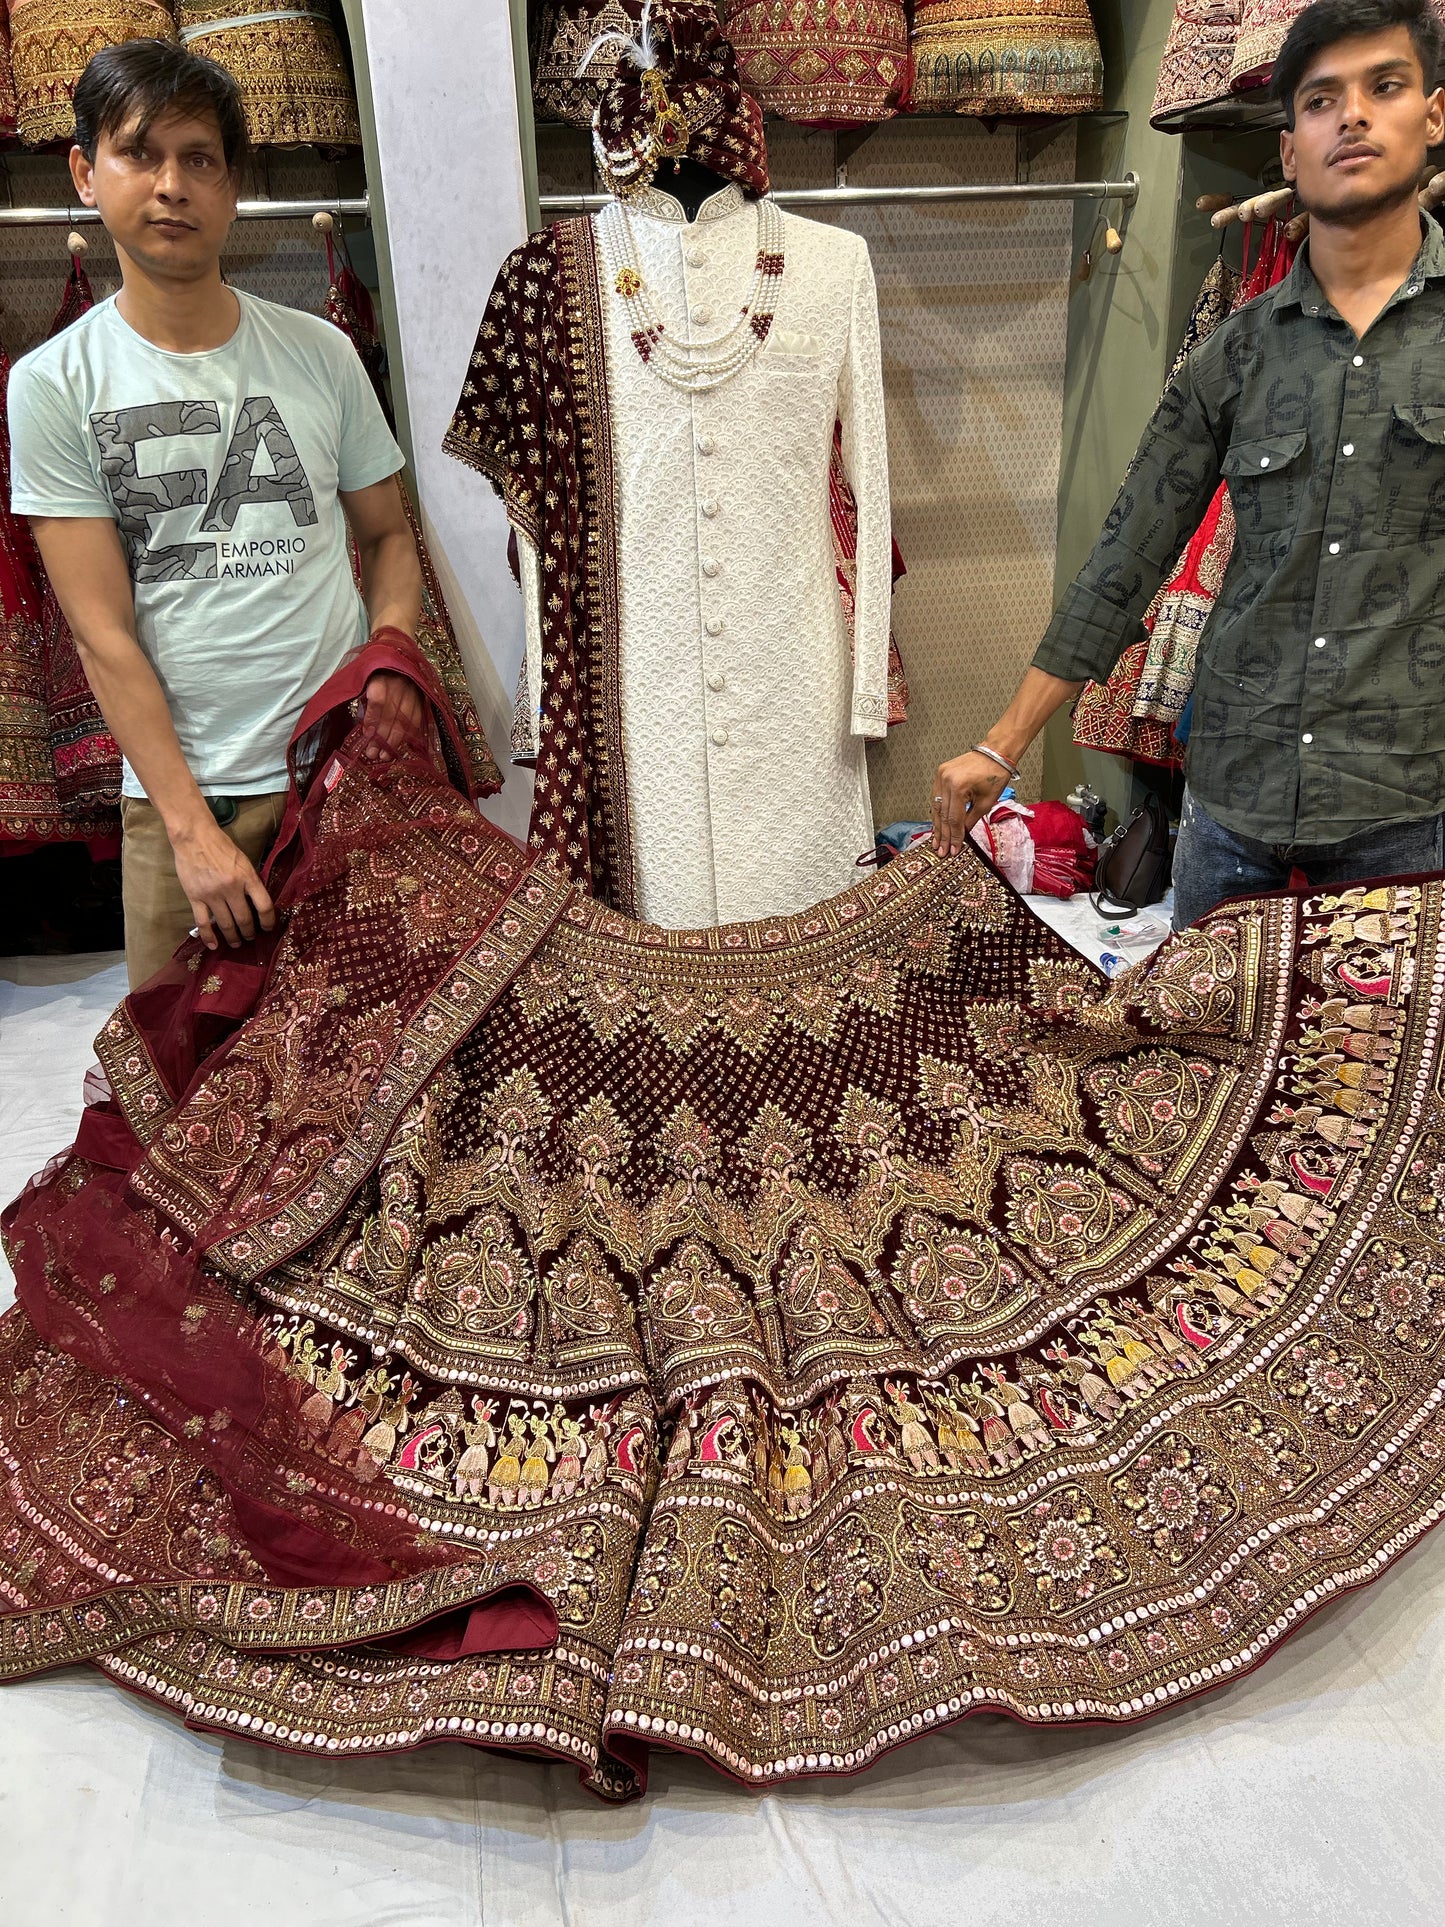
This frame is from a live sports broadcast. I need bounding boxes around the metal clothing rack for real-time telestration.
[0,194,370,226]
[539,173,1140,215]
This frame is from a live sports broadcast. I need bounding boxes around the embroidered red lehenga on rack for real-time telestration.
[2,632,1444,1800]
[0,258,123,851]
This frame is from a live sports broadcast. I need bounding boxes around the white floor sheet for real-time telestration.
[2,921,1442,1927]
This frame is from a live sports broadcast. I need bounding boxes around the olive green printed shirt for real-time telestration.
[1034,216,1445,845]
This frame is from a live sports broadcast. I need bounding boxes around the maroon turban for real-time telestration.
[592,1,769,201]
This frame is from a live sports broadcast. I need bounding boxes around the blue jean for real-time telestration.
[1172,789,1445,931]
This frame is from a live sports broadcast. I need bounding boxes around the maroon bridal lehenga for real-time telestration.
[2,634,1444,1800]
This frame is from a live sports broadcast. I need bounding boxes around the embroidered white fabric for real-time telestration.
[516,182,892,928]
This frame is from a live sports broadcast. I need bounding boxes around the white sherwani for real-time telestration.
[518,181,892,928]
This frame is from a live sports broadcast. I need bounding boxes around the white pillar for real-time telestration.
[357,0,533,838]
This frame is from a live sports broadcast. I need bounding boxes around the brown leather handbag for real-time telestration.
[1092,790,1173,915]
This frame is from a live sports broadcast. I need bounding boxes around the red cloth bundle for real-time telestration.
[970,798,1097,898]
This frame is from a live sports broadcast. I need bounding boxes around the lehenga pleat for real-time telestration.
[3,648,1445,1800]
[9,0,178,146]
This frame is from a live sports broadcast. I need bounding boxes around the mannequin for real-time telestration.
[656,154,731,220]
[448,0,893,927]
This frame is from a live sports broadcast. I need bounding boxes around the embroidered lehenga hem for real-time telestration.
[4,640,1445,1801]
[908,0,1105,114]
[176,1,361,147]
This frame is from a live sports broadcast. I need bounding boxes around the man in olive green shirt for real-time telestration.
[931,0,1445,927]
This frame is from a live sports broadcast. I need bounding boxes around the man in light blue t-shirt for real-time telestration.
[10,39,425,986]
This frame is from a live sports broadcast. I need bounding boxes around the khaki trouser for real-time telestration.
[120,791,288,990]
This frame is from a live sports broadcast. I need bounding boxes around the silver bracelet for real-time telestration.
[971,742,1022,783]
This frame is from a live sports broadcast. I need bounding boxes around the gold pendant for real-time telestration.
[615,266,643,298]
[645,69,688,159]
[655,103,687,154]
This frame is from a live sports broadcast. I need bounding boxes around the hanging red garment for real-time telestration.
[0,257,121,851]
[36,257,124,845]
[0,0,18,141]
[0,339,54,845]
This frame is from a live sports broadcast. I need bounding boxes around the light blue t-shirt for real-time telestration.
[9,289,404,797]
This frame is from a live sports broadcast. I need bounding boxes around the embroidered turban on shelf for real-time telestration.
[592,0,769,201]
[10,0,178,146]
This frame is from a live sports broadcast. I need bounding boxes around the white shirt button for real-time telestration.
[1342,442,1355,456]
[707,672,725,692]
[701,497,719,518]
[1259,455,1271,468]
[691,305,712,326]
[686,247,705,266]
[1302,732,1314,745]
[705,617,723,636]
[1353,354,1365,366]
[711,728,728,747]
[1329,541,1341,555]
[701,557,719,578]
[1314,635,1327,648]
[696,435,715,456]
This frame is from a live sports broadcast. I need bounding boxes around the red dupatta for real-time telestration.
[2,630,557,1652]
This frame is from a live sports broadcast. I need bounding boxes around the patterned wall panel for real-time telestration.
[0,153,359,357]
[826,122,1074,828]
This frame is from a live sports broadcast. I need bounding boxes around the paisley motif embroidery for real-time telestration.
[5,750,1445,1806]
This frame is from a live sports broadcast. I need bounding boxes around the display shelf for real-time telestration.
[530,108,1130,134]
[1152,88,1285,135]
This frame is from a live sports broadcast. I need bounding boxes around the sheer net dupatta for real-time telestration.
[0,633,564,1690]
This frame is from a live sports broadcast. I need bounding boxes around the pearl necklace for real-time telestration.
[598,194,785,394]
